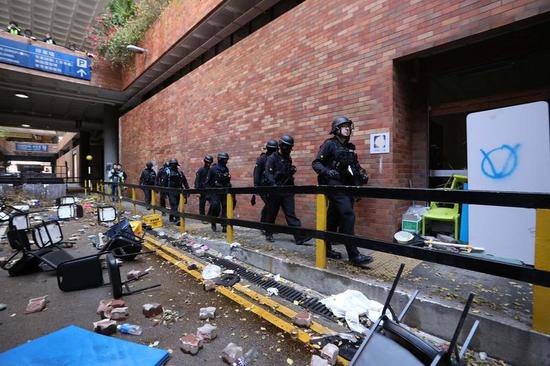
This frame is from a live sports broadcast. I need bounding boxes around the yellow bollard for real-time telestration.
[132,188,137,215]
[226,193,234,244]
[179,193,186,233]
[315,194,328,269]
[151,190,156,213]
[117,184,122,211]
[84,179,88,196]
[533,209,550,334]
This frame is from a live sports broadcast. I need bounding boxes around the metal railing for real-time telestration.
[87,180,550,288]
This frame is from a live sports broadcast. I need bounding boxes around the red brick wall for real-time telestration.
[120,0,550,239]
[121,0,224,89]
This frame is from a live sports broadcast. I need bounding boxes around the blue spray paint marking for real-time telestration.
[480,144,520,179]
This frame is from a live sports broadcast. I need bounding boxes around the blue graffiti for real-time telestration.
[480,144,520,179]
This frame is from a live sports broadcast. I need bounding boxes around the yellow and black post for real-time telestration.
[226,193,234,244]
[151,190,156,214]
[316,193,328,269]
[533,209,550,334]
[179,193,186,233]
[117,184,122,211]
[132,188,137,215]
[84,179,88,196]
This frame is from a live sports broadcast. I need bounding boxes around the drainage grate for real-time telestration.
[172,241,335,320]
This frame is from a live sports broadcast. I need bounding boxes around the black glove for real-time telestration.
[250,194,256,206]
[359,169,369,185]
[289,165,297,175]
[326,170,340,179]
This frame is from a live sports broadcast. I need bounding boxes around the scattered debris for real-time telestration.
[93,319,117,335]
[117,323,143,335]
[203,279,216,291]
[143,303,163,318]
[109,307,129,320]
[199,306,216,320]
[222,342,243,364]
[97,299,126,319]
[293,311,312,327]
[197,323,217,341]
[180,334,203,355]
[310,355,330,366]
[127,269,142,280]
[0,303,7,311]
[267,287,279,297]
[25,295,48,314]
[320,344,339,365]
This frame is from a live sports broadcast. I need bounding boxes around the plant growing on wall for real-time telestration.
[88,0,170,67]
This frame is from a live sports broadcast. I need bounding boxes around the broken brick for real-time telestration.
[109,307,129,320]
[293,311,312,327]
[203,279,216,292]
[321,343,339,365]
[126,270,142,280]
[93,319,117,335]
[197,323,217,342]
[310,355,330,366]
[180,333,203,355]
[25,295,48,314]
[143,303,163,318]
[199,306,216,320]
[97,299,126,318]
[222,342,243,365]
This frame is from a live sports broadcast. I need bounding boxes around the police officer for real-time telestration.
[164,158,190,223]
[139,161,157,209]
[312,116,373,267]
[195,155,213,218]
[107,163,125,200]
[206,152,231,232]
[156,162,169,215]
[252,140,278,239]
[264,136,311,245]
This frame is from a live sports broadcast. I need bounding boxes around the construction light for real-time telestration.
[126,45,147,54]
[15,93,29,99]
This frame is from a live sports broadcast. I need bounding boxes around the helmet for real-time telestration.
[168,158,179,166]
[146,161,153,168]
[204,155,214,164]
[330,115,353,134]
[217,152,229,160]
[265,140,278,150]
[279,135,294,147]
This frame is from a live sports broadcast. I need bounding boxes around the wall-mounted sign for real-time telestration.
[15,143,48,152]
[0,37,91,80]
[370,132,390,154]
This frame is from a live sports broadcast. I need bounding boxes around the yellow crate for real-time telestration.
[129,220,143,237]
[143,213,163,228]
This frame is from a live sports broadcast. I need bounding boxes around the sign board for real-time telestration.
[466,101,550,265]
[15,143,48,152]
[0,37,91,80]
[370,132,390,154]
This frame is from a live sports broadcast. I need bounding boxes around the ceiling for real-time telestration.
[0,0,109,50]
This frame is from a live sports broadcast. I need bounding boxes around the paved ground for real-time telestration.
[0,209,312,365]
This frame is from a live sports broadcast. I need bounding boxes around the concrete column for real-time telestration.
[103,105,119,181]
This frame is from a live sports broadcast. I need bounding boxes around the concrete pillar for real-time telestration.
[103,105,119,181]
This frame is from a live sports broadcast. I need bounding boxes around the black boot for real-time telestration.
[349,254,373,268]
[295,236,313,246]
[327,249,342,259]
[222,226,227,233]
[211,223,217,232]
[265,233,274,242]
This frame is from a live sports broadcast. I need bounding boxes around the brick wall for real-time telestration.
[120,0,550,240]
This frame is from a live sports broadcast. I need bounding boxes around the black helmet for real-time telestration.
[217,152,229,160]
[204,155,214,164]
[279,135,294,147]
[146,161,153,168]
[168,158,179,166]
[330,115,353,134]
[265,140,278,150]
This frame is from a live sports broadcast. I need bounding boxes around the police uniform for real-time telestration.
[139,166,157,208]
[253,152,271,223]
[206,163,231,231]
[156,163,168,214]
[312,137,369,261]
[195,165,210,216]
[164,165,190,222]
[264,151,308,244]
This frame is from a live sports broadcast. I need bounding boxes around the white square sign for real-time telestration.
[370,132,390,154]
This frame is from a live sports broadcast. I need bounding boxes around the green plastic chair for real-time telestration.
[422,175,468,239]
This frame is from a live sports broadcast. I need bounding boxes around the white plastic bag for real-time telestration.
[201,264,222,280]
[320,290,387,334]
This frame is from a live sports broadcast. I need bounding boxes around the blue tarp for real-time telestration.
[0,325,169,366]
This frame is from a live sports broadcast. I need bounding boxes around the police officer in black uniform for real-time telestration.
[312,116,373,267]
[195,155,213,217]
[206,152,231,232]
[156,162,169,215]
[139,161,157,209]
[164,158,190,223]
[252,140,278,239]
[264,136,311,245]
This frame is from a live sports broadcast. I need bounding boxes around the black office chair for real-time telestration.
[1,229,55,276]
[349,264,479,366]
[106,253,160,299]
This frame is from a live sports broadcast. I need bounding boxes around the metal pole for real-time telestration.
[226,193,234,244]
[534,209,550,334]
[117,184,122,211]
[84,179,88,196]
[151,190,156,214]
[132,188,137,215]
[316,193,327,269]
[179,193,186,233]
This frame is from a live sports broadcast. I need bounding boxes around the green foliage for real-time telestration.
[89,0,170,67]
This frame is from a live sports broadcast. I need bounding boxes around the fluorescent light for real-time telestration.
[15,93,29,99]
[21,124,31,128]
[126,45,147,53]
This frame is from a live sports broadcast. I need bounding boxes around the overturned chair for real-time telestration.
[349,264,479,366]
